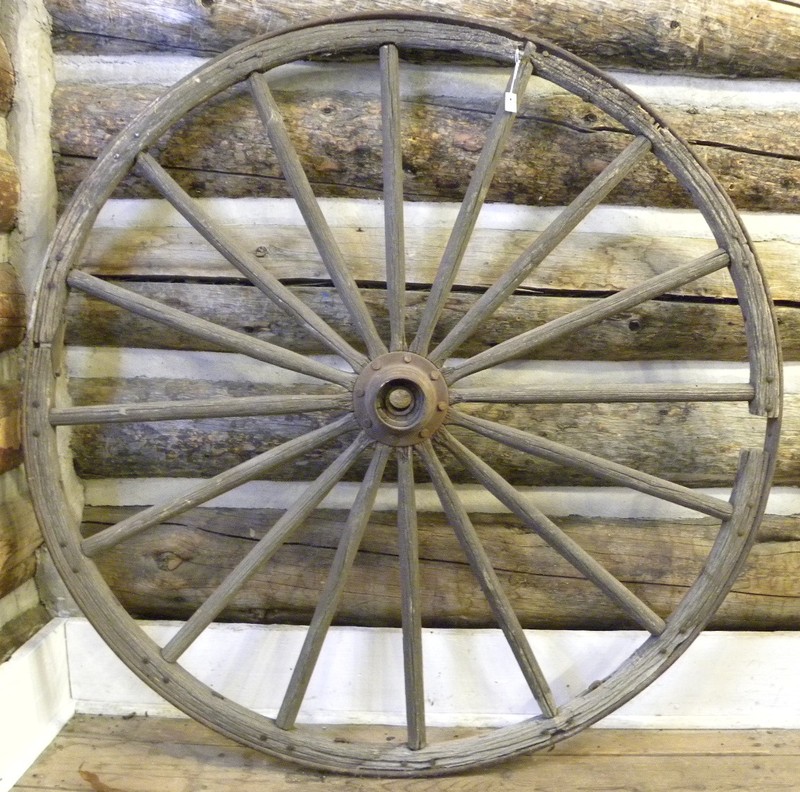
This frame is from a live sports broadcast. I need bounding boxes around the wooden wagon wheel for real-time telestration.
[24,14,781,777]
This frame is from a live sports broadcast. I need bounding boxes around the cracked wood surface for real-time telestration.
[65,282,771,362]
[78,505,800,630]
[52,83,800,213]
[44,0,800,80]
[66,377,778,487]
[0,35,12,117]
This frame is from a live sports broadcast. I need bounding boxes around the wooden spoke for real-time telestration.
[411,43,534,357]
[417,441,558,718]
[161,431,372,664]
[429,136,652,365]
[451,383,756,405]
[440,430,666,634]
[445,249,730,384]
[81,414,357,558]
[276,444,390,731]
[249,72,386,359]
[450,411,733,520]
[135,153,367,371]
[51,393,351,425]
[397,445,426,749]
[380,44,407,352]
[68,270,355,388]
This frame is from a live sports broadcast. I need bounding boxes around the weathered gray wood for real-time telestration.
[448,412,733,520]
[380,44,406,353]
[397,446,425,750]
[418,441,557,718]
[52,84,800,213]
[50,392,351,425]
[134,153,366,370]
[67,270,354,388]
[44,0,800,80]
[79,505,800,631]
[249,73,385,359]
[440,429,666,634]
[445,250,731,383]
[161,432,371,662]
[26,15,782,774]
[430,136,653,364]
[275,444,389,730]
[452,383,756,405]
[67,377,777,487]
[81,414,357,557]
[0,149,19,233]
[66,282,782,363]
[411,42,534,356]
[0,36,12,117]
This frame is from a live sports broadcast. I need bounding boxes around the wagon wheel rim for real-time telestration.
[24,14,781,777]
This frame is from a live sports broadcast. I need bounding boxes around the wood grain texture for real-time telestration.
[0,260,25,352]
[0,35,13,117]
[0,149,20,232]
[0,490,41,600]
[44,0,800,80]
[78,505,800,630]
[15,716,800,792]
[64,281,772,362]
[66,378,776,487]
[52,83,800,212]
[0,385,22,476]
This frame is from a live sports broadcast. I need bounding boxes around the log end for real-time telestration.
[0,261,26,351]
[0,36,13,117]
[0,150,20,233]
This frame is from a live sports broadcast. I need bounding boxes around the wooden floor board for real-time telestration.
[13,716,800,791]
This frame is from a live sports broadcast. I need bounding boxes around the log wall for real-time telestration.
[0,24,35,619]
[31,2,800,630]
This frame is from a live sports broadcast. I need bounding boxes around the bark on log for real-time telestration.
[0,385,22,476]
[80,505,800,630]
[66,377,775,487]
[0,150,20,232]
[0,491,41,600]
[44,0,800,79]
[52,84,800,213]
[0,260,26,352]
[0,36,13,117]
[66,280,777,362]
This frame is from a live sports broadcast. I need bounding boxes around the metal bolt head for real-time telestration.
[429,371,440,381]
[403,354,412,363]
[355,387,365,398]
[371,360,382,370]
[437,401,448,412]
[255,245,268,258]
[419,428,430,438]
[387,387,414,412]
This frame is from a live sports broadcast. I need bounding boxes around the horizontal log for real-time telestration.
[77,210,800,302]
[0,150,19,232]
[53,83,800,212]
[0,260,26,352]
[66,377,772,487]
[64,280,800,362]
[45,0,800,79]
[80,505,800,630]
[0,36,12,116]
[0,489,42,600]
[0,385,21,476]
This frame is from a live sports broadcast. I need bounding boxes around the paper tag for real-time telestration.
[504,91,518,113]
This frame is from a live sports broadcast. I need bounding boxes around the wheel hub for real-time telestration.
[353,351,449,446]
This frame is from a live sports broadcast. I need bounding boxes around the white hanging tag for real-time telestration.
[504,48,523,114]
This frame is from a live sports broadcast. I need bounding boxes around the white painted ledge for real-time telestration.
[6,618,800,789]
[0,620,74,792]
